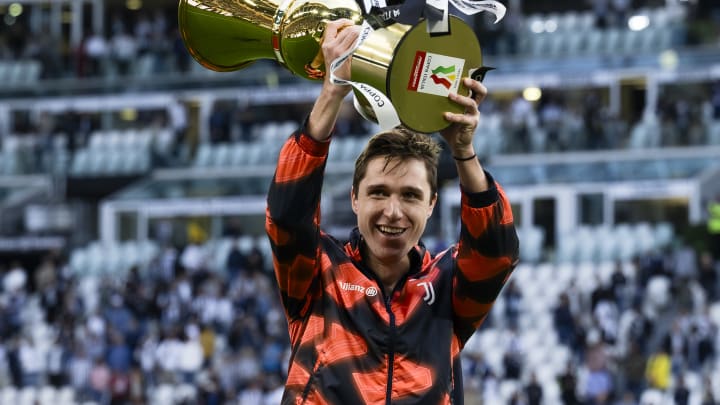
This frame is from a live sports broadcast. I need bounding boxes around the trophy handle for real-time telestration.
[178,0,363,78]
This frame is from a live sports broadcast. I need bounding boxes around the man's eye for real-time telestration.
[403,192,420,200]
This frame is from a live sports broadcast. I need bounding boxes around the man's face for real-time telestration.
[351,156,436,265]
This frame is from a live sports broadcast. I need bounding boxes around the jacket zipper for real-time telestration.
[385,293,396,405]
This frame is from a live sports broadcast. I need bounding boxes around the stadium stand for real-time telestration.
[0,0,719,404]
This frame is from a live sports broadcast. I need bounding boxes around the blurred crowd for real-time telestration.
[0,233,719,404]
[0,1,718,81]
[0,7,191,80]
[0,1,719,174]
[0,239,288,404]
[4,80,719,179]
[465,242,720,405]
[1,2,720,404]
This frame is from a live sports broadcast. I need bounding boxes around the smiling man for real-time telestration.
[265,19,519,405]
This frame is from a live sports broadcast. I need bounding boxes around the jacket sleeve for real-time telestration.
[265,128,329,320]
[452,171,519,345]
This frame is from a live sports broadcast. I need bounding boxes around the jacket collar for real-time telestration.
[344,227,426,278]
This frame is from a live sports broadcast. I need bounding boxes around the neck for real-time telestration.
[362,246,411,295]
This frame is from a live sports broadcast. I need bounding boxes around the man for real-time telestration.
[708,194,720,258]
[265,19,519,404]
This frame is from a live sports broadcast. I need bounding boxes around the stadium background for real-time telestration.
[0,0,719,404]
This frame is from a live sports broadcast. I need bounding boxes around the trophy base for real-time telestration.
[351,16,483,133]
[389,17,483,133]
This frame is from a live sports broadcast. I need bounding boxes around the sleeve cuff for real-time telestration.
[294,116,332,157]
[461,170,500,208]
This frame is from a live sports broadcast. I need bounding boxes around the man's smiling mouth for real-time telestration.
[378,225,406,236]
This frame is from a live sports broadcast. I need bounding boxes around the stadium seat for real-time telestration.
[628,120,652,149]
[244,142,265,166]
[577,11,596,30]
[498,380,520,403]
[26,61,42,83]
[518,226,544,263]
[623,29,646,55]
[707,121,720,145]
[7,62,25,85]
[87,150,110,175]
[634,222,656,253]
[37,386,56,404]
[596,227,619,262]
[645,276,670,315]
[558,11,579,32]
[0,386,17,404]
[565,33,585,56]
[529,34,551,57]
[104,150,124,174]
[105,130,123,150]
[545,34,567,58]
[88,131,105,150]
[17,387,38,405]
[556,231,579,263]
[638,388,667,405]
[608,226,632,260]
[279,121,299,137]
[583,30,604,55]
[229,143,249,166]
[600,29,623,55]
[69,150,91,175]
[174,383,197,402]
[150,384,174,405]
[709,302,720,329]
[211,144,231,167]
[193,144,214,167]
[56,386,75,404]
[259,142,282,165]
[576,227,599,263]
[0,62,9,86]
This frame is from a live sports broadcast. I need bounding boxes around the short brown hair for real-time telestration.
[352,126,441,200]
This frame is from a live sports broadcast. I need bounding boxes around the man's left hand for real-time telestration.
[439,78,487,158]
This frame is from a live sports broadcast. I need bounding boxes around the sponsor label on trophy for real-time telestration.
[407,51,465,97]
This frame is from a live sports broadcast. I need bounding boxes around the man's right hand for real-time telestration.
[306,19,361,141]
[320,19,361,97]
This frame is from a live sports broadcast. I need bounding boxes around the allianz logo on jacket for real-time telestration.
[338,280,435,304]
[340,281,378,297]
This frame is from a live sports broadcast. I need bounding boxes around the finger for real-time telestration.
[443,112,478,127]
[465,78,488,103]
[326,19,355,38]
[448,91,479,115]
[336,25,360,47]
[324,21,340,40]
[324,19,349,41]
[324,24,359,55]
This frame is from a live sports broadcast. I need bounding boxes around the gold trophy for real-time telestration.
[179,0,484,133]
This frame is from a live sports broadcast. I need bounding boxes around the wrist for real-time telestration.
[453,152,476,162]
[451,147,475,161]
[322,81,352,99]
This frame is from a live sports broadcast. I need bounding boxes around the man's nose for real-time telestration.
[383,196,403,219]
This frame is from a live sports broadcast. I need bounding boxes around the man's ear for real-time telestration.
[351,187,359,214]
[428,192,438,218]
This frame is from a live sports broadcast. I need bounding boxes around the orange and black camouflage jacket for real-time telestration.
[266,130,519,405]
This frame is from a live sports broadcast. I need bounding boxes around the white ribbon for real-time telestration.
[426,0,449,34]
[449,0,506,23]
[362,0,388,14]
[329,20,401,131]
